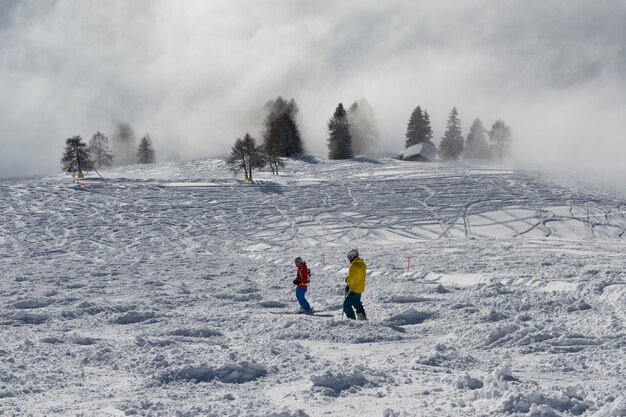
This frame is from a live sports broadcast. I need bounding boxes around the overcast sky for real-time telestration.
[1,0,625,182]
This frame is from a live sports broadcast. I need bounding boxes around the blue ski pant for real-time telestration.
[296,287,311,310]
[343,291,365,319]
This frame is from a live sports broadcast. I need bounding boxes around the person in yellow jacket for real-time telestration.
[344,249,368,320]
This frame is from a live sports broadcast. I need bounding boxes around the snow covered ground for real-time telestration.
[1,157,625,417]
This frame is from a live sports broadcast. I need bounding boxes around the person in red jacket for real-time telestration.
[293,257,312,313]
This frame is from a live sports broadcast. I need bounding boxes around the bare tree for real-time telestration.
[227,133,266,180]
[263,132,285,175]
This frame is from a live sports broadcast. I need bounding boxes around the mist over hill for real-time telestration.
[1,1,626,183]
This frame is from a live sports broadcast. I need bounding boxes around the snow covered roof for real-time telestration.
[400,142,437,161]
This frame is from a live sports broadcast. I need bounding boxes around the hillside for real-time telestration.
[1,157,625,417]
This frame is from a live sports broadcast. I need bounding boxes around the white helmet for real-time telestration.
[347,249,359,261]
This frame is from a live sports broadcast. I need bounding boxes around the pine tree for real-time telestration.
[327,103,352,160]
[137,135,156,164]
[405,106,433,148]
[227,133,266,180]
[262,97,303,157]
[405,106,424,148]
[464,118,490,160]
[61,135,94,176]
[112,123,137,165]
[88,132,114,169]
[347,98,378,155]
[422,110,433,144]
[439,107,464,161]
[489,119,512,162]
[271,112,303,157]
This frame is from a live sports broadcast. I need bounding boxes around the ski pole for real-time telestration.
[93,167,108,184]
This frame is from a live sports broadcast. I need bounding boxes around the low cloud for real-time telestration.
[1,0,625,184]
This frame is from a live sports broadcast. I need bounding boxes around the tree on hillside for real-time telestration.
[405,105,433,149]
[266,111,303,158]
[227,133,266,180]
[88,131,114,169]
[489,119,512,162]
[137,135,156,164]
[264,139,285,175]
[61,135,94,176]
[262,97,303,157]
[327,103,352,160]
[439,107,464,160]
[264,120,287,175]
[464,118,491,160]
[112,123,137,166]
[347,98,379,155]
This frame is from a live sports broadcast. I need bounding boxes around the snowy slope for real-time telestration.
[1,157,625,417]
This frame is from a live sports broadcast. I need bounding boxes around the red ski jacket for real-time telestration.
[295,262,309,289]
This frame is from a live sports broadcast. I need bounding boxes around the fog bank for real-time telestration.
[1,0,625,183]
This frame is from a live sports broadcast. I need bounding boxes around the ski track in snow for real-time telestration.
[1,157,625,417]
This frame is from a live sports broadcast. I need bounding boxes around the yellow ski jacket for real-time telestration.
[346,257,367,294]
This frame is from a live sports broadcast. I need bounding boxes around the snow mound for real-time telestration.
[485,324,520,346]
[465,366,593,415]
[600,285,626,318]
[159,363,268,384]
[415,343,478,370]
[497,387,591,415]
[455,373,484,390]
[310,371,368,396]
[386,308,434,326]
[591,396,626,416]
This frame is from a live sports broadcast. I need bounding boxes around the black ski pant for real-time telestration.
[343,292,365,319]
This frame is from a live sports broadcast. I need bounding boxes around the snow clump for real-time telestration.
[386,308,433,326]
[310,371,368,396]
[159,362,268,384]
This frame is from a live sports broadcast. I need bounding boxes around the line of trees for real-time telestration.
[227,96,381,178]
[60,123,156,177]
[403,105,512,162]
[226,97,511,178]
[65,98,512,179]
[327,98,379,160]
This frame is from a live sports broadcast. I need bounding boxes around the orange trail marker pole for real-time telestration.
[408,256,411,272]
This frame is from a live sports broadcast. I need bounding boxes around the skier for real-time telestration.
[344,249,367,320]
[293,257,313,313]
